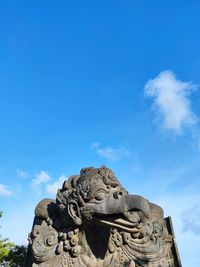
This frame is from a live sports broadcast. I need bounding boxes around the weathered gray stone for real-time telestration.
[24,166,182,267]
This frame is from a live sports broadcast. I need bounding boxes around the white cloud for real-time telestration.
[32,171,51,187]
[0,184,13,196]
[182,204,200,235]
[17,169,29,178]
[144,70,198,134]
[46,175,66,196]
[91,142,130,162]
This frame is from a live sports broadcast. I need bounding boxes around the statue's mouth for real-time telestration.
[94,210,142,233]
[81,194,150,232]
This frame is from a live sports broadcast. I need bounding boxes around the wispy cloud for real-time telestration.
[46,175,65,196]
[17,169,29,178]
[144,70,198,134]
[32,171,51,187]
[91,142,130,162]
[0,184,13,196]
[181,204,200,235]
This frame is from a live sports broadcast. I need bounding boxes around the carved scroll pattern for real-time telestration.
[108,221,173,267]
[31,220,58,262]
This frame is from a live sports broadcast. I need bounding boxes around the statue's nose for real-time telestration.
[107,194,150,218]
[123,195,150,218]
[81,194,150,219]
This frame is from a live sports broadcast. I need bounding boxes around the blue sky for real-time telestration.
[0,1,200,266]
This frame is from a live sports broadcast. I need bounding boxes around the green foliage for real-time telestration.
[0,211,14,265]
[0,211,27,266]
[0,239,14,264]
[7,245,27,267]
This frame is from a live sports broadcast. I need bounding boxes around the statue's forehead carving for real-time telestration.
[77,169,101,185]
[77,166,120,189]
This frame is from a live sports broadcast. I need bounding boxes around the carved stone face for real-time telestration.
[26,167,177,267]
[57,167,151,233]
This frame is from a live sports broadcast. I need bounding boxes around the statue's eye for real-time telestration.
[95,191,106,201]
[113,190,125,199]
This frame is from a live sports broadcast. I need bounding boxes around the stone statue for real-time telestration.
[24,166,181,267]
